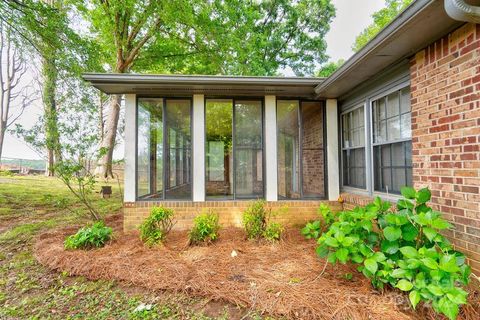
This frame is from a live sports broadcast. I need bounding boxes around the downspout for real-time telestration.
[444,0,480,23]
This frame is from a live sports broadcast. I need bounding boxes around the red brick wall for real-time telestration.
[410,22,480,273]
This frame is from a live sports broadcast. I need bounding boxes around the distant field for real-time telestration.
[0,158,46,170]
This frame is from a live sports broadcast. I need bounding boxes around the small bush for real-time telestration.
[242,200,284,241]
[189,211,220,245]
[264,222,283,242]
[242,200,267,239]
[64,221,112,250]
[139,206,175,246]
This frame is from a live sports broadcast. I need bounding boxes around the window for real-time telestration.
[277,100,325,199]
[205,99,263,200]
[136,98,192,200]
[341,106,366,188]
[372,87,412,194]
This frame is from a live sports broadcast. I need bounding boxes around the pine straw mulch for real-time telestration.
[34,214,480,320]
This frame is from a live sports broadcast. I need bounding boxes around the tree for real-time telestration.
[316,59,345,77]
[0,21,35,162]
[352,0,413,52]
[75,0,335,178]
[2,0,99,174]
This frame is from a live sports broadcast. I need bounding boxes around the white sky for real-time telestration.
[1,0,385,161]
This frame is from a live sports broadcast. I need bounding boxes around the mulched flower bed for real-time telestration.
[34,214,480,320]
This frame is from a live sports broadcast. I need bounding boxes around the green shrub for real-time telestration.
[242,200,267,239]
[242,200,284,241]
[301,203,335,239]
[64,221,112,250]
[139,206,175,246]
[313,187,471,320]
[189,211,220,245]
[264,222,283,242]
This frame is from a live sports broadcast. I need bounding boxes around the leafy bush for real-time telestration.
[242,200,284,241]
[264,222,283,242]
[301,203,335,239]
[139,206,175,246]
[64,221,112,250]
[313,187,471,320]
[242,200,268,239]
[189,211,220,245]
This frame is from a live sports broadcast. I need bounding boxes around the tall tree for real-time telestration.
[0,21,34,162]
[2,0,98,174]
[316,59,345,77]
[75,0,335,177]
[352,0,413,52]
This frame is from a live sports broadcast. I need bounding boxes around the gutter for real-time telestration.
[445,0,480,23]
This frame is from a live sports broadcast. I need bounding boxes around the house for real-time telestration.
[84,0,480,273]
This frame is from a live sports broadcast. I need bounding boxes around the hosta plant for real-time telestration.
[312,187,471,320]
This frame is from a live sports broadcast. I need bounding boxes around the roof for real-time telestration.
[82,73,324,98]
[83,0,476,99]
[314,0,466,98]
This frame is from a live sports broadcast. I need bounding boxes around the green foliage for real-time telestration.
[64,221,112,250]
[353,0,413,52]
[243,200,268,239]
[189,211,221,245]
[139,207,175,247]
[264,222,283,242]
[242,200,284,241]
[301,203,335,239]
[314,187,471,320]
[316,59,345,77]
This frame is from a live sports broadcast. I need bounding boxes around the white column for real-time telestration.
[264,95,278,201]
[326,99,340,201]
[192,94,205,201]
[124,94,137,202]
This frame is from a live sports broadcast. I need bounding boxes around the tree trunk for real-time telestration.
[0,120,5,162]
[42,55,61,176]
[95,94,121,178]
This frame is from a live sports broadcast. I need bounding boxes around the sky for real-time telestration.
[1,0,385,161]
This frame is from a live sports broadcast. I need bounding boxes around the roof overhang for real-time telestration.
[314,0,472,99]
[82,73,324,98]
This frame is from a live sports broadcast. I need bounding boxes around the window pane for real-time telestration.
[374,141,412,194]
[400,87,411,114]
[400,114,411,138]
[387,92,400,118]
[137,98,163,199]
[234,101,263,198]
[301,101,324,198]
[165,99,191,200]
[277,100,300,199]
[387,116,400,140]
[206,99,233,199]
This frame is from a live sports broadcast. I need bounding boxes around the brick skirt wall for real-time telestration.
[124,200,343,231]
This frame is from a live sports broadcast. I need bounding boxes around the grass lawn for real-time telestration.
[0,175,260,319]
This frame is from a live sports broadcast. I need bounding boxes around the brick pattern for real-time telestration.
[340,192,376,211]
[124,200,343,231]
[410,22,480,274]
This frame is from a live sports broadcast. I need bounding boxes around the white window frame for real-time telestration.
[340,81,412,201]
[340,103,368,191]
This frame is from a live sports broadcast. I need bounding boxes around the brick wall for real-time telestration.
[124,200,343,231]
[339,23,480,275]
[410,22,480,273]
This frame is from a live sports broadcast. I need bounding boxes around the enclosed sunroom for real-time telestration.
[84,74,342,230]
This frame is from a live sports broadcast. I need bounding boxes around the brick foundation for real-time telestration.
[124,200,343,231]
